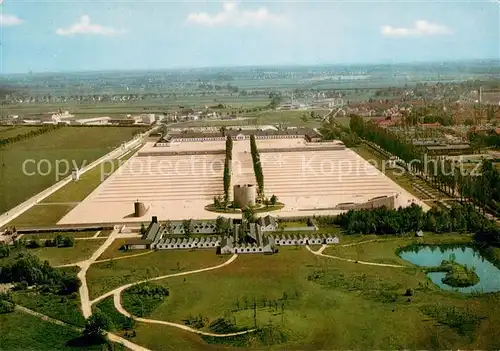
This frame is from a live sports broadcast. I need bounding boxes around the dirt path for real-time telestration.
[94,250,155,264]
[90,254,256,338]
[114,293,255,337]
[78,228,120,318]
[54,249,155,269]
[339,238,397,248]
[92,254,239,305]
[306,244,406,268]
[16,305,150,351]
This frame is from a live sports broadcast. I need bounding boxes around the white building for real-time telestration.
[141,114,156,124]
[75,117,111,125]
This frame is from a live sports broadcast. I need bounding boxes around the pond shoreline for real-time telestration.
[398,243,500,294]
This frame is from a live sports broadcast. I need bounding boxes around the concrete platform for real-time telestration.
[59,138,427,225]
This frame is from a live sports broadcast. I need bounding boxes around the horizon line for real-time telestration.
[1,58,499,76]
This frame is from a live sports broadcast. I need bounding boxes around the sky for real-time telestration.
[1,0,499,73]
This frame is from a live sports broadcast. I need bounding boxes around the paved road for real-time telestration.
[306,244,406,268]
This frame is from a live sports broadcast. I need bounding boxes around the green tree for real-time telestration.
[243,206,257,223]
[182,219,192,236]
[0,244,10,258]
[270,194,278,206]
[83,312,112,340]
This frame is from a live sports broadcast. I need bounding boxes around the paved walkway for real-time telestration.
[306,244,406,268]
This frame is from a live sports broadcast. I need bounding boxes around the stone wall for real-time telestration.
[137,150,225,157]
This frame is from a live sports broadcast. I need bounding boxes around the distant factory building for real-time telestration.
[74,117,111,125]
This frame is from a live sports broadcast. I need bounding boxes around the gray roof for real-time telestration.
[258,215,277,228]
[144,222,161,241]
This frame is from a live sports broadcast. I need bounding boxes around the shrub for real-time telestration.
[0,300,15,314]
[83,312,113,339]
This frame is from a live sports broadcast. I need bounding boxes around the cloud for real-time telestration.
[56,15,124,36]
[381,20,453,37]
[186,2,287,27]
[0,14,23,27]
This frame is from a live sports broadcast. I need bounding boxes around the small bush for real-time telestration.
[0,300,15,314]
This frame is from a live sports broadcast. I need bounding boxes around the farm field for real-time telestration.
[0,126,145,214]
[116,245,500,350]
[87,249,226,300]
[1,97,271,119]
[0,126,42,138]
[0,310,110,351]
[28,239,105,266]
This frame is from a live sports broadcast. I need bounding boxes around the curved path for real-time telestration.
[114,293,255,337]
[92,254,239,305]
[94,249,155,265]
[306,245,406,268]
[16,305,150,351]
[91,254,257,338]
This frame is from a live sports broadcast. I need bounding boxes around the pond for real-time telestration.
[399,246,500,293]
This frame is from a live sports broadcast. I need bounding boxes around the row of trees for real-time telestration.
[349,115,500,216]
[334,203,486,235]
[24,234,75,249]
[223,136,233,204]
[250,135,265,197]
[0,124,63,148]
[333,203,499,246]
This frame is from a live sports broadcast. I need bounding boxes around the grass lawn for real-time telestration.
[13,291,85,327]
[335,116,351,128]
[22,230,100,240]
[132,322,232,351]
[7,204,77,228]
[0,310,110,351]
[323,234,472,265]
[0,126,145,213]
[251,110,327,128]
[0,126,42,138]
[97,229,112,237]
[124,245,500,350]
[28,239,104,266]
[96,238,149,260]
[279,221,308,228]
[87,249,227,300]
